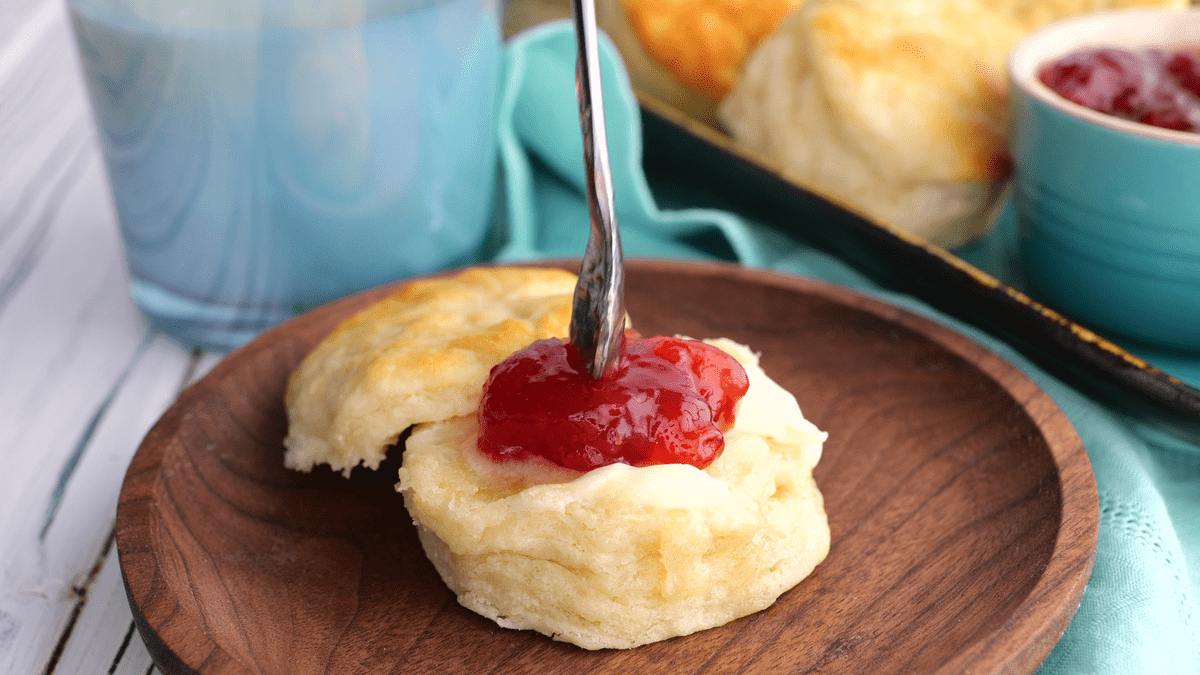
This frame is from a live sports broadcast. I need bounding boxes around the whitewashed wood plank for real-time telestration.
[0,76,198,668]
[0,1,98,314]
[0,0,55,50]
[52,543,156,675]
[112,634,158,675]
[40,332,192,549]
[0,0,90,203]
[0,153,134,538]
[0,0,60,87]
[114,646,159,675]
[0,331,194,674]
[185,349,227,389]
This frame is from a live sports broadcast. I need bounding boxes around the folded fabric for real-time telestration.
[496,22,1199,674]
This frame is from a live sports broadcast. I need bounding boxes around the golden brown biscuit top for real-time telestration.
[283,267,578,475]
[623,0,804,100]
[805,0,1020,183]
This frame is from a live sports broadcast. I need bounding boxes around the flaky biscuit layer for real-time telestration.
[284,267,577,475]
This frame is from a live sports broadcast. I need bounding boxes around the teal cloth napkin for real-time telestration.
[958,202,1200,392]
[495,23,1200,673]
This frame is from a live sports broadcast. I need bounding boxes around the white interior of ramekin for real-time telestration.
[1008,8,1200,147]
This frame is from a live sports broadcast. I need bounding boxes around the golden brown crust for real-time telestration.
[623,0,805,100]
[283,267,578,475]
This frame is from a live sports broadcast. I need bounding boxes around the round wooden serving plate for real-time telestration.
[115,261,1098,675]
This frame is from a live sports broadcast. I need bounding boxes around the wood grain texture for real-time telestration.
[114,260,1098,674]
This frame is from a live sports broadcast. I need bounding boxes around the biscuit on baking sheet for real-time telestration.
[398,338,831,650]
[718,0,1187,248]
[283,267,577,476]
[719,0,1021,248]
[622,0,805,100]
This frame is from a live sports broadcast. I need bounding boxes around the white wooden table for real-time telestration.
[1,2,225,672]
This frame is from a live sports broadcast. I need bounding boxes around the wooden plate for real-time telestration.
[115,261,1097,674]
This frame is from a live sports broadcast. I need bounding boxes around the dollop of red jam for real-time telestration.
[477,332,750,472]
[1038,47,1200,132]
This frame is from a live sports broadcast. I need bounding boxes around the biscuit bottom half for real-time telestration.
[397,340,830,650]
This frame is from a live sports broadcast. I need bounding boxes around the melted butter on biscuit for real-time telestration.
[709,337,822,445]
[572,462,732,509]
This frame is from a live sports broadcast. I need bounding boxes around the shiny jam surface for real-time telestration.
[477,332,750,472]
[1038,47,1200,132]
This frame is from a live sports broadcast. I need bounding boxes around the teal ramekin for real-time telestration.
[1008,9,1200,351]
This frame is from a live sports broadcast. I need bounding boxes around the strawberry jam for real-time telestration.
[1038,47,1200,132]
[477,332,749,472]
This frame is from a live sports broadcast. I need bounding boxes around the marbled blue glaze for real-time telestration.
[68,0,502,349]
[1009,9,1200,352]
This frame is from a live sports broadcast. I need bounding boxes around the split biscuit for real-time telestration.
[283,267,577,475]
[398,339,830,649]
